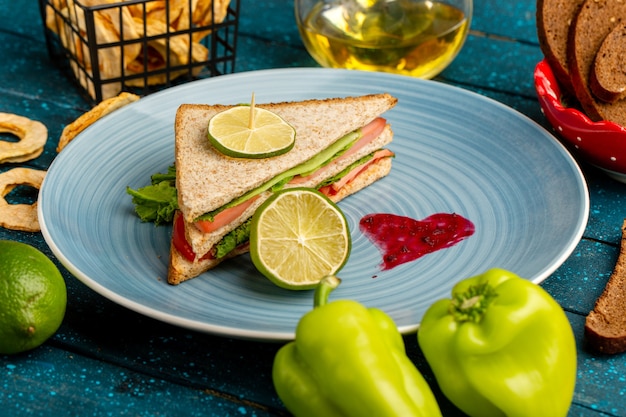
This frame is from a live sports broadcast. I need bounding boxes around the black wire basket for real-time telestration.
[38,0,240,103]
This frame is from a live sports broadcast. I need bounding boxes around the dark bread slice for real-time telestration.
[568,0,626,124]
[585,219,626,354]
[590,22,626,103]
[536,0,584,92]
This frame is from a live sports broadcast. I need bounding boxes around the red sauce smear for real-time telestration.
[359,213,475,271]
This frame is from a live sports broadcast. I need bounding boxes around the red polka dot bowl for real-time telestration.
[534,59,626,182]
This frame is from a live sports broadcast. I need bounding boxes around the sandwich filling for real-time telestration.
[175,117,395,263]
[173,148,394,263]
[195,117,386,226]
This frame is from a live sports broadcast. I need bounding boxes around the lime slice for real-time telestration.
[250,188,351,290]
[208,106,296,159]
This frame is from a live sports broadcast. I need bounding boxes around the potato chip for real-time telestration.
[57,92,140,152]
[138,0,189,28]
[0,168,46,232]
[80,0,142,64]
[125,17,208,86]
[46,0,232,99]
[0,113,48,164]
[192,0,230,41]
[50,0,126,100]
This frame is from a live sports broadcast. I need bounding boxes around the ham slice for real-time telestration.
[289,117,387,185]
[194,195,260,233]
[319,149,394,196]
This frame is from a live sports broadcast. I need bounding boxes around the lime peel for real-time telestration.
[0,240,67,355]
[208,105,296,159]
[250,188,351,290]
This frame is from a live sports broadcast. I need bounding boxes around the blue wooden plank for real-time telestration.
[438,34,544,98]
[567,313,626,416]
[238,0,303,49]
[2,0,626,416]
[471,0,539,43]
[0,98,82,173]
[543,239,618,316]
[51,304,286,411]
[235,35,316,72]
[1,346,280,417]
[0,3,88,110]
[583,170,626,243]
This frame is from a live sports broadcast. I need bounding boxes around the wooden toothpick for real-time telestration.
[249,92,256,130]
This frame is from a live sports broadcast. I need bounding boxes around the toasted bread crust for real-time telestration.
[168,241,250,285]
[327,155,392,203]
[585,219,626,354]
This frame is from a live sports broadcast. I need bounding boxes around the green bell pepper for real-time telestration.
[273,275,442,417]
[417,268,577,417]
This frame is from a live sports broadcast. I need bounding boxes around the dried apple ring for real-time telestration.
[57,92,139,152]
[0,167,46,232]
[0,113,48,164]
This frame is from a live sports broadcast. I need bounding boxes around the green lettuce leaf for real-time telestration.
[214,219,252,259]
[126,166,178,225]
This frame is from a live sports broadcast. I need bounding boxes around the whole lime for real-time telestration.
[0,240,67,354]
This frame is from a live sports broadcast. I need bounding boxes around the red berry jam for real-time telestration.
[359,213,475,270]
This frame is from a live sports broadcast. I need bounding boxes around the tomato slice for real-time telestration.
[172,213,213,262]
[173,212,196,262]
[318,184,334,197]
[195,195,260,233]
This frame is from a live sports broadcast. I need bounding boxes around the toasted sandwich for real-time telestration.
[168,93,398,284]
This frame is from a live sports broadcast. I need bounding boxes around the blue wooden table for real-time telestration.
[1,0,625,416]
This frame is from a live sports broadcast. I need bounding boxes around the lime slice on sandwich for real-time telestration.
[250,188,351,290]
[208,105,295,159]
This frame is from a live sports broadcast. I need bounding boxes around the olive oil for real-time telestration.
[297,0,470,78]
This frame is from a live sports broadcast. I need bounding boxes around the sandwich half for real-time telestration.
[169,93,398,284]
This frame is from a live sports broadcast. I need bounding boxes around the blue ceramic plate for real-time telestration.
[39,68,589,341]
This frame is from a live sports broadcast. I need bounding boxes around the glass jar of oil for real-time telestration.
[295,0,472,79]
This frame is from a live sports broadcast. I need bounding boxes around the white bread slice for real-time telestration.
[175,94,398,224]
[167,156,392,285]
[185,124,394,257]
